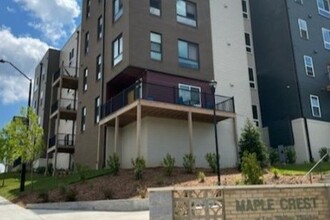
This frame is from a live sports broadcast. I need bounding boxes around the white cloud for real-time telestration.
[0,28,49,104]
[14,0,81,45]
[6,6,16,13]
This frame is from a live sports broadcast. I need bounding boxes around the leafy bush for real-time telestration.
[47,163,53,176]
[197,171,206,183]
[136,184,147,199]
[65,188,78,201]
[239,120,269,168]
[273,169,279,179]
[35,166,46,175]
[107,153,120,176]
[319,147,329,162]
[285,146,296,164]
[205,153,218,173]
[131,157,146,180]
[38,191,49,203]
[58,183,67,194]
[241,152,263,185]
[162,153,175,176]
[75,163,89,181]
[103,188,114,200]
[269,148,280,165]
[183,153,195,174]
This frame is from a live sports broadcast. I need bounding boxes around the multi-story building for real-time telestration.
[250,0,330,162]
[74,0,259,169]
[33,29,80,171]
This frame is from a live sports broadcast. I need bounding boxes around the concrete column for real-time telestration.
[136,103,141,157]
[96,125,101,170]
[149,190,173,220]
[114,117,119,154]
[188,111,193,155]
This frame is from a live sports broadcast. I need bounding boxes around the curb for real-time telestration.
[26,198,149,212]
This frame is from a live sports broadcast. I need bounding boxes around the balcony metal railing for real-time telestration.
[101,82,235,119]
[48,133,75,148]
[51,98,77,114]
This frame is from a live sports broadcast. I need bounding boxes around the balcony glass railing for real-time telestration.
[48,133,75,148]
[101,82,235,119]
[51,98,77,114]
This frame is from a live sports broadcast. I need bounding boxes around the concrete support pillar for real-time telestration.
[96,125,101,170]
[114,117,119,154]
[136,103,142,157]
[188,111,193,155]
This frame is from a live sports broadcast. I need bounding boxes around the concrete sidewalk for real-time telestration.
[0,197,42,220]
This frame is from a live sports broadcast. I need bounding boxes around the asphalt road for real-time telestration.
[0,197,149,220]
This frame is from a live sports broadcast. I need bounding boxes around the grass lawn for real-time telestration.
[0,169,111,201]
[272,162,330,176]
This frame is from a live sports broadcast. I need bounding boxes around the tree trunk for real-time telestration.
[30,162,34,192]
[1,165,6,187]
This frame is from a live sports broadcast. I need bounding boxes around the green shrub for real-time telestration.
[35,166,46,175]
[197,171,206,183]
[285,146,296,164]
[75,163,89,181]
[107,153,120,176]
[58,183,67,194]
[241,152,263,185]
[131,157,146,180]
[38,191,49,203]
[47,164,53,175]
[273,169,279,179]
[239,120,269,168]
[319,147,329,162]
[162,153,175,176]
[183,153,195,174]
[205,153,218,173]
[103,188,114,200]
[269,148,280,165]
[65,188,78,201]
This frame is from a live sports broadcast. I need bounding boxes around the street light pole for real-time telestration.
[0,59,32,192]
[209,80,221,186]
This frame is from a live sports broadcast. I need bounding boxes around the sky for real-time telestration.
[0,0,82,129]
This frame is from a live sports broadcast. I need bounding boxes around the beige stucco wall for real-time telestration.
[292,118,310,163]
[307,119,330,161]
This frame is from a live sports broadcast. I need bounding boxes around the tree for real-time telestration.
[239,119,269,168]
[4,107,44,190]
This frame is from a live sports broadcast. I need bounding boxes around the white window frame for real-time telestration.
[113,0,123,22]
[98,15,103,40]
[178,39,199,69]
[252,105,259,127]
[178,83,201,107]
[322,28,330,50]
[176,0,197,27]
[245,33,252,53]
[317,0,330,18]
[95,97,100,123]
[96,55,102,80]
[81,107,87,132]
[310,95,321,117]
[113,35,123,66]
[150,0,161,16]
[304,55,315,77]
[85,32,89,54]
[248,68,255,89]
[150,32,162,61]
[242,0,248,19]
[298,19,309,40]
[83,68,88,91]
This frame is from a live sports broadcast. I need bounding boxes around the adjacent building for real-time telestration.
[250,0,330,162]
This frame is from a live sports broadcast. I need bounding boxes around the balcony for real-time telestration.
[48,133,75,153]
[53,67,78,89]
[100,82,235,126]
[50,98,77,120]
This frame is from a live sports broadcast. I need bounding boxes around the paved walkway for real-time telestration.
[0,197,149,220]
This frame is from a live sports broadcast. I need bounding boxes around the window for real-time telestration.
[252,105,259,127]
[95,96,100,123]
[176,0,197,27]
[40,91,43,106]
[298,19,309,39]
[113,34,123,66]
[322,28,330,49]
[178,40,199,69]
[304,55,315,76]
[83,68,88,91]
[81,107,87,132]
[150,0,161,16]
[85,32,89,54]
[96,55,102,80]
[242,0,248,18]
[248,68,255,88]
[86,0,91,18]
[310,95,321,117]
[150,32,162,61]
[294,0,303,4]
[245,33,252,52]
[178,84,201,107]
[113,0,123,22]
[317,0,330,18]
[97,16,103,40]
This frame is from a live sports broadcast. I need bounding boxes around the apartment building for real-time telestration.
[33,29,80,170]
[250,0,330,162]
[72,0,258,169]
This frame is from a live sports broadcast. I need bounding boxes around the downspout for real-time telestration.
[284,0,313,162]
[36,63,43,113]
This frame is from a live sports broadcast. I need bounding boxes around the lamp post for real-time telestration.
[0,59,32,192]
[209,80,220,186]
